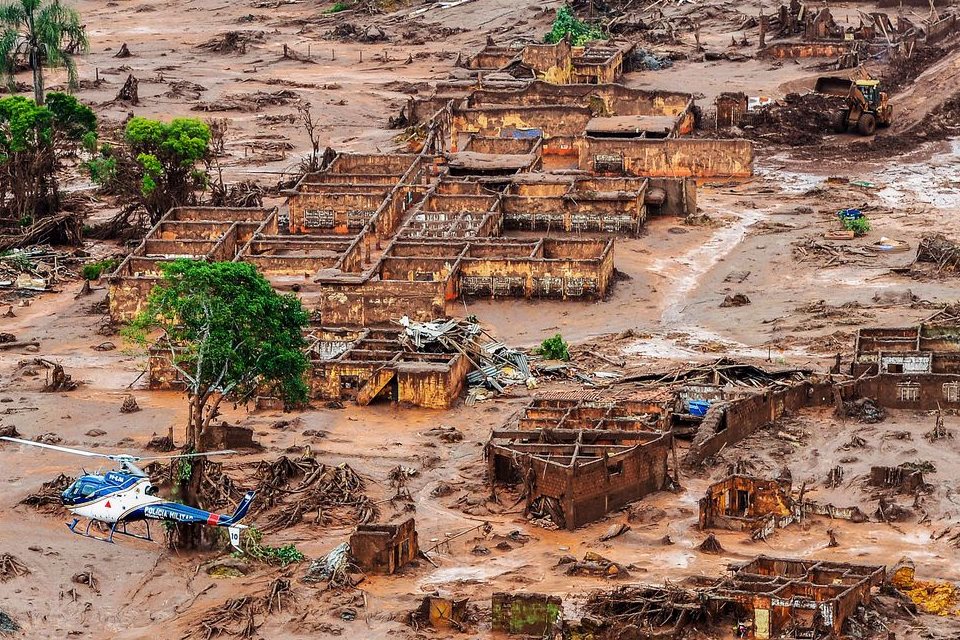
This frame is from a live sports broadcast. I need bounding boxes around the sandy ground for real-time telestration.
[2,0,960,638]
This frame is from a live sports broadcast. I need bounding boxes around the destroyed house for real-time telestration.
[844,321,960,410]
[699,475,797,538]
[108,206,278,321]
[407,80,752,179]
[462,38,632,86]
[305,326,471,409]
[710,556,884,639]
[486,428,672,529]
[513,390,675,433]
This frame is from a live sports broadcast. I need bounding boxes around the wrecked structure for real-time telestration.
[583,556,885,638]
[843,313,960,410]
[711,557,885,639]
[699,474,868,540]
[349,517,419,574]
[486,427,673,529]
[699,474,796,536]
[491,592,563,637]
[458,38,633,86]
[758,3,957,67]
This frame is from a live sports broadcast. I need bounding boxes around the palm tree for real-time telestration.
[0,0,87,105]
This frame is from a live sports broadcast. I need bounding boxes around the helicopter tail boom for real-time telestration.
[219,491,255,526]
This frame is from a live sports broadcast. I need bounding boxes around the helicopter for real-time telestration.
[0,436,255,550]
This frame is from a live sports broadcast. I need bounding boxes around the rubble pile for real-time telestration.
[302,542,359,589]
[744,92,849,145]
[398,316,533,396]
[916,234,960,274]
[839,397,886,423]
[0,245,83,301]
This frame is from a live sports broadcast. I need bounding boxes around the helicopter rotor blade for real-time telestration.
[137,450,238,461]
[0,436,115,459]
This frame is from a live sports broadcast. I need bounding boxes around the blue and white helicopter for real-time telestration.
[1,436,255,550]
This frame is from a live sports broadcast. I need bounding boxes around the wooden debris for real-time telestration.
[0,554,29,582]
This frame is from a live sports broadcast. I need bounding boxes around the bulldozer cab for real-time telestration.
[856,80,881,107]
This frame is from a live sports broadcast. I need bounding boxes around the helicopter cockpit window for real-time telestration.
[66,481,99,500]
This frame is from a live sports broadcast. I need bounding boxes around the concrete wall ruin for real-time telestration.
[579,138,754,178]
[686,381,835,464]
[487,429,673,529]
[350,518,419,574]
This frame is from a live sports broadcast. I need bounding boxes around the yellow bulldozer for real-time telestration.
[815,76,893,136]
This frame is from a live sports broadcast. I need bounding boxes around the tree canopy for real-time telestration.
[0,91,95,226]
[128,259,310,448]
[89,116,212,224]
[0,0,87,105]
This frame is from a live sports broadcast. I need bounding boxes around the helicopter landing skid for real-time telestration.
[67,517,154,545]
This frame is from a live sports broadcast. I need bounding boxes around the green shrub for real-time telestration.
[536,333,570,361]
[82,258,119,280]
[237,527,305,566]
[545,5,606,46]
[327,1,349,12]
[842,216,870,236]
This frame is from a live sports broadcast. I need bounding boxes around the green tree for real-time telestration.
[130,259,309,449]
[0,0,87,106]
[0,91,94,226]
[128,259,309,548]
[90,116,211,225]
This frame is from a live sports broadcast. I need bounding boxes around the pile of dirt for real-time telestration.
[884,46,948,95]
[743,92,849,146]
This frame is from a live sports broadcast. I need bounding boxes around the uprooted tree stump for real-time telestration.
[192,578,290,639]
[34,359,77,392]
[120,394,141,413]
[18,473,74,512]
[113,42,132,58]
[697,533,724,554]
[115,74,139,105]
[146,435,174,451]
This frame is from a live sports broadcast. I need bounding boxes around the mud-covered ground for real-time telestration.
[3,0,960,638]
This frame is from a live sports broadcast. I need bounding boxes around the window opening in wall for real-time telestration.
[607,461,623,476]
[897,383,919,402]
[944,382,959,403]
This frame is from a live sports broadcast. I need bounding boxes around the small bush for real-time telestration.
[82,258,120,281]
[537,333,570,361]
[842,216,870,237]
[237,527,305,566]
[327,1,349,12]
[545,5,606,46]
